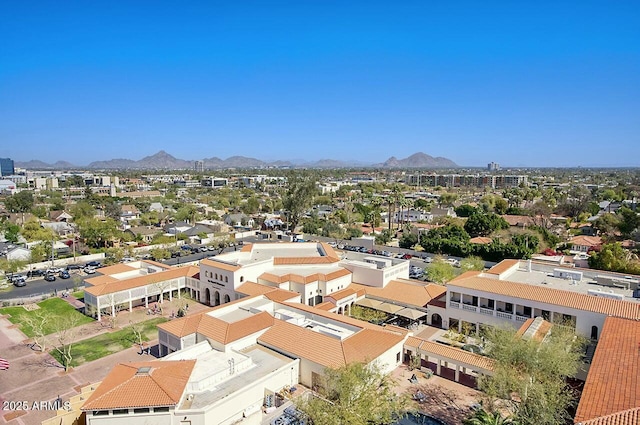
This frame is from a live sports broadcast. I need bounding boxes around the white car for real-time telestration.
[84,266,96,274]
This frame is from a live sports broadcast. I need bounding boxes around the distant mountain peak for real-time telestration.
[15,150,458,170]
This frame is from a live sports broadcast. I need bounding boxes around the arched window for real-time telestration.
[225,276,228,283]
[224,294,231,303]
[215,273,218,280]
[240,276,244,282]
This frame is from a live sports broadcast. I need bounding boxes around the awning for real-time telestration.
[377,303,405,314]
[396,307,427,320]
[355,298,383,308]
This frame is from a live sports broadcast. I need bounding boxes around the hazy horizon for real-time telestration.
[2,2,639,167]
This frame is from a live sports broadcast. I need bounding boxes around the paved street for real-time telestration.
[0,298,210,425]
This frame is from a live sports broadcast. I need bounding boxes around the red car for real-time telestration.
[401,254,413,259]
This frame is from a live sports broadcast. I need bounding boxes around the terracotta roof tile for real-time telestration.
[258,319,404,369]
[350,280,446,308]
[574,317,640,422]
[264,289,301,303]
[200,258,241,271]
[579,408,640,425]
[273,256,338,265]
[258,268,351,286]
[241,243,253,252]
[570,235,603,247]
[485,259,519,275]
[158,309,274,344]
[469,237,493,245]
[97,264,137,276]
[84,266,197,297]
[81,360,195,410]
[405,336,494,371]
[314,302,335,311]
[449,274,640,320]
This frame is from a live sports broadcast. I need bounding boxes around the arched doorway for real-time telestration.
[591,325,598,340]
[224,294,231,304]
[205,288,211,306]
[214,291,220,306]
[338,307,343,314]
[431,313,443,328]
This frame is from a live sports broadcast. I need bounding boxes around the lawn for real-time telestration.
[49,317,167,367]
[0,298,94,337]
[72,291,84,301]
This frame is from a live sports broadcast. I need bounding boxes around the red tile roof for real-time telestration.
[350,280,446,308]
[578,408,640,425]
[449,273,640,320]
[405,336,494,371]
[81,360,195,410]
[84,266,199,296]
[574,317,640,423]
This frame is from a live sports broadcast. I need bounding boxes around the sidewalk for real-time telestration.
[1,297,208,425]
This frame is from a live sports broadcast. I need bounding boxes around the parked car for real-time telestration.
[401,253,413,260]
[9,274,26,284]
[44,273,56,282]
[85,261,101,268]
[13,278,26,287]
[84,266,96,274]
[66,264,82,270]
[59,270,70,279]
[27,269,45,278]
[121,256,135,263]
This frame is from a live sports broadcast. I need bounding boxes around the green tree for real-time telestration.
[426,258,456,284]
[0,221,20,243]
[617,206,640,237]
[593,213,620,239]
[455,204,478,217]
[69,201,95,220]
[588,243,628,273]
[463,406,516,425]
[77,217,119,248]
[439,192,458,208]
[464,213,509,237]
[296,362,409,425]
[478,324,585,425]
[399,232,419,249]
[460,256,485,271]
[5,190,35,214]
[282,172,317,231]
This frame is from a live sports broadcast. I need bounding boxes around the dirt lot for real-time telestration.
[392,364,482,425]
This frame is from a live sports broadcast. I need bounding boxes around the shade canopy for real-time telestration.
[355,298,383,308]
[396,307,427,320]
[376,302,405,314]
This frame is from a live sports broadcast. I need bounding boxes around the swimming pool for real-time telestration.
[394,412,449,425]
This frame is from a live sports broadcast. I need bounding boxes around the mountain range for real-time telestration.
[14,151,457,170]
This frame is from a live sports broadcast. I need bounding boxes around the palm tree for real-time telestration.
[463,406,517,425]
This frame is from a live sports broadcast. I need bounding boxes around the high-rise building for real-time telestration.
[0,158,15,176]
[488,161,500,171]
[194,160,204,173]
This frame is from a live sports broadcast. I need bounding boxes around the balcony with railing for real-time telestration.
[479,307,494,316]
[496,311,513,320]
[462,303,478,312]
[449,301,460,309]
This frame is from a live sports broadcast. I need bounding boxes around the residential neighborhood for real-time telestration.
[0,162,639,425]
[2,2,640,425]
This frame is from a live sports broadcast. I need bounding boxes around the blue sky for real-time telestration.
[1,1,639,167]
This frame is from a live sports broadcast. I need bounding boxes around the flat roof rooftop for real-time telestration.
[501,269,639,302]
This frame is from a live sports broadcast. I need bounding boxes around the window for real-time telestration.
[396,352,401,362]
[93,411,108,416]
[113,409,128,415]
[215,273,218,280]
[240,276,244,282]
[154,407,170,413]
[133,408,150,414]
[225,276,228,283]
